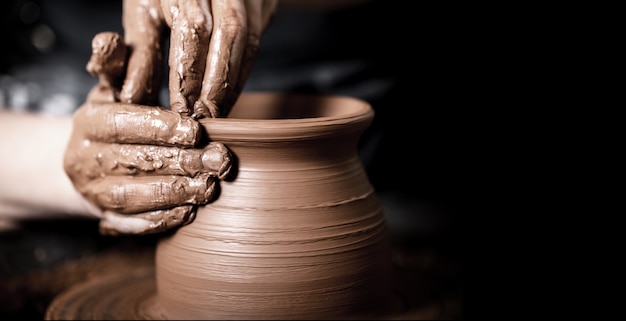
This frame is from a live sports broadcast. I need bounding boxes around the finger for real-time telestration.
[99,211,153,236]
[193,0,247,118]
[203,141,233,179]
[85,32,129,103]
[120,0,166,105]
[82,173,219,214]
[75,101,201,146]
[225,0,270,110]
[99,205,196,235]
[166,0,213,115]
[86,32,128,87]
[72,140,232,178]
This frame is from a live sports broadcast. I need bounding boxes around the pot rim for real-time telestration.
[200,91,374,141]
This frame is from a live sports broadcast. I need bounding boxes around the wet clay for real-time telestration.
[153,92,394,320]
[86,32,127,103]
[65,28,234,235]
[61,2,395,316]
[114,0,278,118]
[49,93,414,320]
[44,246,459,320]
[64,101,233,215]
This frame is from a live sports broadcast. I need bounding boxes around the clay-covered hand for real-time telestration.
[119,0,279,118]
[64,101,232,235]
[67,16,238,235]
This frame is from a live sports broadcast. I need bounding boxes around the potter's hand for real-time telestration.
[63,101,232,235]
[120,0,279,118]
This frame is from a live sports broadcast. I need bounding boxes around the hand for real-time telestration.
[63,101,232,235]
[119,0,279,117]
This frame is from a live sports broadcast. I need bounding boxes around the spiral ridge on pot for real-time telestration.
[155,92,393,320]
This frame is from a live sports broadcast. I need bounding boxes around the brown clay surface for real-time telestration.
[0,220,461,320]
[1,93,464,320]
[43,239,461,320]
[152,92,392,319]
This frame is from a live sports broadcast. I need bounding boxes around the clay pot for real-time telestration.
[154,92,393,320]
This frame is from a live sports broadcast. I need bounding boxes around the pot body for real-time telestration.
[155,92,393,320]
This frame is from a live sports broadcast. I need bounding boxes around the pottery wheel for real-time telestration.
[44,267,164,320]
[44,254,459,320]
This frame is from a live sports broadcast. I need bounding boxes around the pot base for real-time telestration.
[44,250,455,320]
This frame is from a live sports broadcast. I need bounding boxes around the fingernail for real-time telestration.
[171,117,201,146]
[188,174,217,204]
[193,101,219,119]
[202,178,217,203]
[201,142,233,179]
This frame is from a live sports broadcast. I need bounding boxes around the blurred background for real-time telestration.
[1,0,464,318]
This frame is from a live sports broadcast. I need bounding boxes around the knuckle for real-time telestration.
[184,10,212,36]
[220,20,245,37]
[219,9,246,36]
[247,33,261,48]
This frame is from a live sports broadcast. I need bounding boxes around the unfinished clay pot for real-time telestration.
[154,92,393,320]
